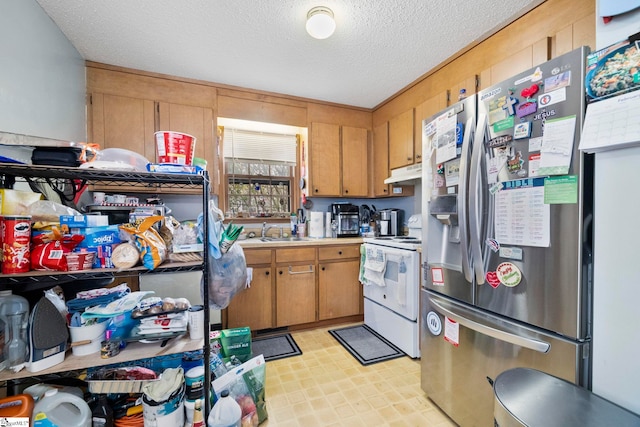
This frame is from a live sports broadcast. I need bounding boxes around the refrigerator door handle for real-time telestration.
[458,115,474,283]
[469,113,487,285]
[430,296,551,353]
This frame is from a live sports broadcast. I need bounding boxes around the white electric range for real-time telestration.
[361,214,421,358]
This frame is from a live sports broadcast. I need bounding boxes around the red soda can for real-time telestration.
[1,215,32,274]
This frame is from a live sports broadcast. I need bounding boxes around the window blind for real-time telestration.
[222,128,297,164]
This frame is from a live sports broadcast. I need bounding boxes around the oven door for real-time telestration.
[362,243,419,321]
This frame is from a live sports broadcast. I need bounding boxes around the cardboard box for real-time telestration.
[76,225,122,268]
[210,327,252,363]
[0,189,42,215]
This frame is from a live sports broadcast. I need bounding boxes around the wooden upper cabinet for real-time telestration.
[309,122,369,197]
[309,122,341,197]
[414,91,448,161]
[89,93,156,160]
[341,126,368,197]
[372,122,390,197]
[388,109,414,170]
[158,102,217,188]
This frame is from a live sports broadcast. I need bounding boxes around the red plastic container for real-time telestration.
[154,131,197,165]
[1,215,31,274]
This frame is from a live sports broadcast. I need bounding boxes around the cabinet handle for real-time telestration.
[345,189,348,194]
[321,266,325,271]
[314,188,319,193]
[407,157,412,161]
[279,270,283,275]
[416,154,421,159]
[384,188,388,193]
[288,265,314,275]
[338,251,342,255]
[265,271,270,276]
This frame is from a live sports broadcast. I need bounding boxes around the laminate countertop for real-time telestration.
[238,237,363,249]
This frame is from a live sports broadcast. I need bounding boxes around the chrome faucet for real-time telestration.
[261,222,273,238]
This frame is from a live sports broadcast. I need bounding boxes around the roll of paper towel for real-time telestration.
[309,211,324,238]
[325,212,332,238]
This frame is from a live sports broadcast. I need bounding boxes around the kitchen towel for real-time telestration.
[363,246,386,287]
[309,211,324,238]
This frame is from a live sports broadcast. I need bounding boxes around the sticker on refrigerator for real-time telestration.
[516,101,537,118]
[493,116,515,134]
[486,238,500,252]
[514,122,531,139]
[539,87,566,107]
[529,153,541,177]
[444,317,459,347]
[488,134,513,148]
[445,159,460,187]
[487,96,508,125]
[506,151,525,175]
[544,70,571,92]
[529,137,543,152]
[426,312,442,336]
[486,271,501,288]
[499,246,523,260]
[544,175,578,204]
[520,83,540,99]
[431,267,444,286]
[496,262,522,287]
[503,95,519,116]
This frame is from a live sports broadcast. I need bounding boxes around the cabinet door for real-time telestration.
[309,122,341,196]
[226,266,274,330]
[388,109,414,170]
[89,93,156,160]
[341,126,368,197]
[373,122,390,197]
[318,260,361,320]
[276,264,316,326]
[158,102,217,188]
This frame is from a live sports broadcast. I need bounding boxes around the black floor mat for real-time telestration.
[329,324,405,366]
[252,333,302,362]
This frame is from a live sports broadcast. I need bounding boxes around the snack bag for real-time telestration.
[120,216,167,269]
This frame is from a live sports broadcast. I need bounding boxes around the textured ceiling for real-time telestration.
[35,0,543,109]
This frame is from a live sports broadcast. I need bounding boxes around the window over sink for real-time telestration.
[219,118,305,220]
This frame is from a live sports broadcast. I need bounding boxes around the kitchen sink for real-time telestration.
[259,237,310,242]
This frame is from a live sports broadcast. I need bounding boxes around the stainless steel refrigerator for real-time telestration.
[420,47,593,427]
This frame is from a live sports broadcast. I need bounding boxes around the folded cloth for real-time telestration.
[363,246,386,286]
[143,367,184,403]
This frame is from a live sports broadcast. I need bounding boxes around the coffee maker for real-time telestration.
[377,208,403,236]
[330,203,360,237]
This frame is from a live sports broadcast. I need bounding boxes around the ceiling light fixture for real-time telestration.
[306,6,336,39]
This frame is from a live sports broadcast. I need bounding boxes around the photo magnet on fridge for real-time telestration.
[514,122,532,139]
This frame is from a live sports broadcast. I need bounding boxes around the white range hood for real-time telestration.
[384,163,422,184]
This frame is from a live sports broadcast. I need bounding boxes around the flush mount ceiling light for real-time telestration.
[306,6,336,39]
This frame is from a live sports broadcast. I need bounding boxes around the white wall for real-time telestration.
[0,0,85,141]
[591,1,640,415]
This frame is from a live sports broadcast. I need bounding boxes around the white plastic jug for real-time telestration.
[207,390,241,427]
[33,389,91,427]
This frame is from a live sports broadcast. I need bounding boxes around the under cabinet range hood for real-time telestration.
[384,163,422,184]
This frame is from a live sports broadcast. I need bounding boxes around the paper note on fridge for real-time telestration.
[538,115,576,176]
[579,91,640,153]
[434,109,457,164]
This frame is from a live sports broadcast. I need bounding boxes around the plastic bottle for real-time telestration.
[192,399,205,427]
[33,389,91,427]
[91,395,114,427]
[458,88,467,101]
[207,390,241,427]
[290,213,297,236]
[0,290,29,369]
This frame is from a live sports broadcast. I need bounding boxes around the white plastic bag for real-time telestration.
[206,243,247,310]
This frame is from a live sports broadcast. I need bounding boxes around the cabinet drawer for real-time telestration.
[276,248,316,263]
[318,245,360,261]
[245,249,272,265]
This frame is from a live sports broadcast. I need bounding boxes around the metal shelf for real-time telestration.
[0,161,211,415]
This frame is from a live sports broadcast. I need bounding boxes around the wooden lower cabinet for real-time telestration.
[318,259,361,320]
[228,244,363,330]
[275,263,317,327]
[226,266,274,330]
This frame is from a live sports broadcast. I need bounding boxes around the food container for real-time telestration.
[1,215,32,274]
[65,252,95,271]
[154,131,197,165]
[68,320,108,356]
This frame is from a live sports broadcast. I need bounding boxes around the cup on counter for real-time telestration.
[297,223,306,238]
[188,305,204,340]
[93,192,105,204]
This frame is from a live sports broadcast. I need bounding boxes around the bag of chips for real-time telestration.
[120,216,167,270]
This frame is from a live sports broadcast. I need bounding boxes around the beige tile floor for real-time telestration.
[260,322,457,427]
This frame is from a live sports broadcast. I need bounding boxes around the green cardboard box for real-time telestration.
[210,327,252,363]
